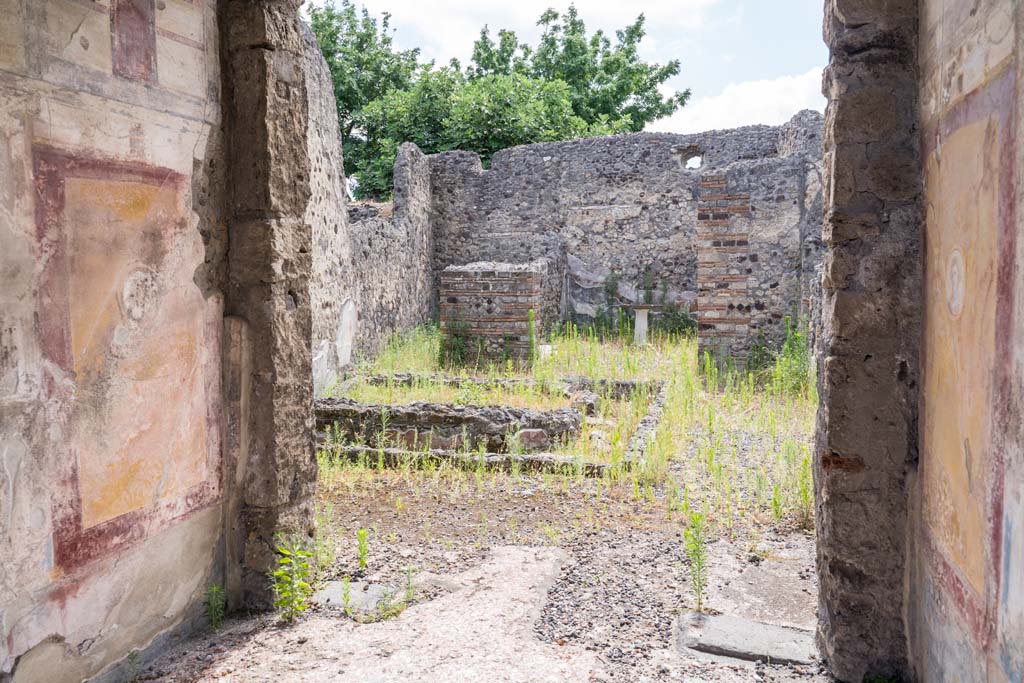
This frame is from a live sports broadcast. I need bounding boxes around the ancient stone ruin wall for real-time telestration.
[303,25,434,393]
[304,21,352,395]
[0,1,227,680]
[333,144,434,373]
[428,112,823,359]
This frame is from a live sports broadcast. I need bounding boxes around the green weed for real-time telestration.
[356,528,370,570]
[271,539,314,623]
[204,584,226,630]
[684,512,709,612]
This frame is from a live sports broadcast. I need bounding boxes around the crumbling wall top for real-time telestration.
[428,110,824,176]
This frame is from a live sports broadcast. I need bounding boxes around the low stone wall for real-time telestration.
[439,261,547,362]
[315,397,582,452]
[347,372,663,415]
[322,445,610,477]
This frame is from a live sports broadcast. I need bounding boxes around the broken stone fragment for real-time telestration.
[515,428,550,450]
[314,581,394,616]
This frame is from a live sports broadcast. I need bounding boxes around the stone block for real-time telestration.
[515,428,550,451]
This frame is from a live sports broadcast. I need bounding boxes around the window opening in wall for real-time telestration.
[686,155,703,169]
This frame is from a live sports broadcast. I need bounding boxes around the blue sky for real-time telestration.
[306,0,828,133]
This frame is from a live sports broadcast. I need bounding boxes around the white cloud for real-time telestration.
[647,67,826,134]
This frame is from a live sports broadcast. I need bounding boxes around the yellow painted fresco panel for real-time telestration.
[64,176,209,529]
[922,117,1000,594]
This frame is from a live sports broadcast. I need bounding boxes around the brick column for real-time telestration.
[221,0,316,610]
[815,1,921,680]
[696,173,752,363]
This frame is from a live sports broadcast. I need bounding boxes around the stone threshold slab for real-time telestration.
[676,611,817,666]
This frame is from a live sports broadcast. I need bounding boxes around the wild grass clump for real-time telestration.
[438,319,473,368]
[367,325,442,375]
[342,376,568,410]
[771,318,812,398]
[204,584,226,630]
[321,317,817,544]
[356,528,370,570]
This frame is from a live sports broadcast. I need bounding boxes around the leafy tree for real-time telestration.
[309,1,419,175]
[354,66,463,196]
[354,68,629,196]
[445,73,622,160]
[469,6,690,132]
[466,27,531,79]
[309,2,687,196]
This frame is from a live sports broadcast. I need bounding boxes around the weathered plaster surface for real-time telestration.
[0,0,225,680]
[912,1,1023,680]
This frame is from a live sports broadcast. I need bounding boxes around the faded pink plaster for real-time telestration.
[919,63,1016,651]
[33,146,221,574]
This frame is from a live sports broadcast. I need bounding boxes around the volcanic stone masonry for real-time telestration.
[420,110,824,362]
[334,111,824,366]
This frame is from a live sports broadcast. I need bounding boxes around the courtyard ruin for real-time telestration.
[1,1,1022,683]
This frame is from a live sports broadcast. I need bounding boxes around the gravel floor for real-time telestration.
[141,469,832,682]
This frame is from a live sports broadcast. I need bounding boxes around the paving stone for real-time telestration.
[676,611,817,666]
[314,581,394,615]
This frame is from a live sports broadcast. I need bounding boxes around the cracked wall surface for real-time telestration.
[0,0,327,679]
[0,0,226,680]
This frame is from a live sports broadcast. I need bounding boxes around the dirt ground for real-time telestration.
[141,469,829,682]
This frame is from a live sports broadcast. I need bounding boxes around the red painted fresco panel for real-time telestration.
[33,146,219,573]
[111,0,157,84]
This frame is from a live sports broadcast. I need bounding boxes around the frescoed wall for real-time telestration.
[816,1,1024,680]
[0,1,226,680]
[915,0,1023,679]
